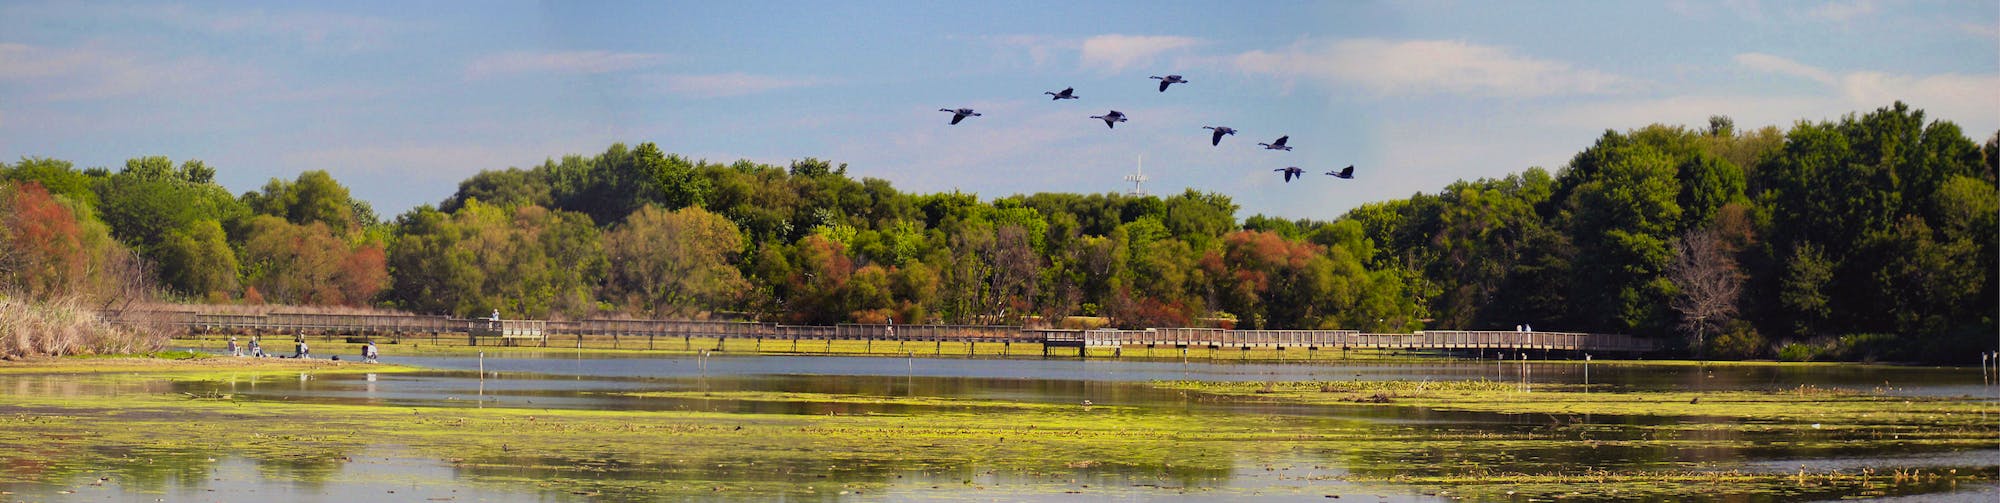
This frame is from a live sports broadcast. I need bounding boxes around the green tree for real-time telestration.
[157,219,239,300]
[1560,134,1683,333]
[2,157,99,209]
[440,167,551,213]
[242,170,369,232]
[603,206,749,318]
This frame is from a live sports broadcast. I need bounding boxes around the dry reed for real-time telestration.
[1,296,168,359]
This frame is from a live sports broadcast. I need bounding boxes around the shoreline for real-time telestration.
[0,354,417,375]
[159,334,1978,368]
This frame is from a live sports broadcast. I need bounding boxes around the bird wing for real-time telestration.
[1212,130,1224,145]
[1158,80,1170,92]
[1274,136,1289,146]
[950,114,965,125]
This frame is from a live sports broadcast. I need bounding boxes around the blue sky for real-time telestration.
[3,0,1996,221]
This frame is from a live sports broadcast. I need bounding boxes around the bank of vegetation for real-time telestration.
[2,103,1993,361]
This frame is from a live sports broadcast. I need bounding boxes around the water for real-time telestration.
[2,352,1994,501]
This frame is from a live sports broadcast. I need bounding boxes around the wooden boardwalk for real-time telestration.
[97,310,1659,355]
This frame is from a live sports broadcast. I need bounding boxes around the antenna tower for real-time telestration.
[1123,155,1149,197]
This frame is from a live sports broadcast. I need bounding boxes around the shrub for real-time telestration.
[1706,320,1766,359]
[1776,341,1829,362]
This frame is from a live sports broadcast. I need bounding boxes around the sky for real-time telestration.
[3,0,1996,221]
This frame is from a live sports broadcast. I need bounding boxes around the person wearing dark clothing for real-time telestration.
[295,339,310,359]
[362,341,379,363]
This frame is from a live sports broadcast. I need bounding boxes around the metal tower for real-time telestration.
[1123,155,1149,197]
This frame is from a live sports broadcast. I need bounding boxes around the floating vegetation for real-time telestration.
[0,358,1992,501]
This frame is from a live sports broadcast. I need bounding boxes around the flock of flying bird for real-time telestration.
[939,73,1355,183]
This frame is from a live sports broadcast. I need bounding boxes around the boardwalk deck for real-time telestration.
[99,310,1660,355]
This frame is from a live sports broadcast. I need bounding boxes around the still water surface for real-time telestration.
[2,352,1994,501]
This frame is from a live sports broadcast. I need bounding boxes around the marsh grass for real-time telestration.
[1,296,168,360]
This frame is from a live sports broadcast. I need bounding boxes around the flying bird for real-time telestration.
[1326,165,1354,179]
[939,108,981,125]
[1275,167,1306,182]
[1202,126,1237,146]
[1259,135,1292,151]
[1150,74,1188,92]
[1090,110,1128,129]
[1044,87,1078,100]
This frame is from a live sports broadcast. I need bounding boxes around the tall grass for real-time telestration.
[1,296,168,359]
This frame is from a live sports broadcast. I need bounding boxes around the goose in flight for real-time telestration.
[1045,87,1078,100]
[1090,110,1128,129]
[1150,74,1188,92]
[1259,135,1292,151]
[1202,126,1237,146]
[1326,165,1354,179]
[940,108,981,125]
[1275,167,1306,182]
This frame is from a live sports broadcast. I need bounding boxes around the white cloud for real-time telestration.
[1804,0,1877,23]
[1733,52,1837,85]
[978,34,1074,68]
[282,139,605,182]
[651,73,822,98]
[1543,55,2000,137]
[1538,94,1838,131]
[185,7,401,52]
[1840,71,2000,123]
[0,43,265,101]
[0,43,85,79]
[1079,35,1200,73]
[1232,38,1635,98]
[465,51,669,79]
[1962,21,2000,40]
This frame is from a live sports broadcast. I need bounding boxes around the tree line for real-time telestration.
[2,103,1992,361]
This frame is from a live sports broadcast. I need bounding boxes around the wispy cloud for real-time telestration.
[1543,54,2000,135]
[1839,71,2000,119]
[977,34,1074,68]
[651,73,823,98]
[1231,38,1635,98]
[1734,52,1837,85]
[1960,21,2000,40]
[1804,0,1877,23]
[25,3,407,52]
[0,43,265,101]
[465,51,670,79]
[1079,35,1201,73]
[182,7,401,52]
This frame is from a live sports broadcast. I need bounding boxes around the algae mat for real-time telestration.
[0,358,1995,501]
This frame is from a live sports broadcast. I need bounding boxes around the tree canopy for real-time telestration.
[2,102,1991,362]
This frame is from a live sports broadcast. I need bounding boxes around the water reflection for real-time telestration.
[1,352,1995,502]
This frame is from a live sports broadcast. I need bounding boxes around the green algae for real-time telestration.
[0,361,1995,501]
[1153,379,2000,428]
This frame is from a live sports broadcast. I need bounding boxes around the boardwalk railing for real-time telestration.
[97,310,1660,354]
